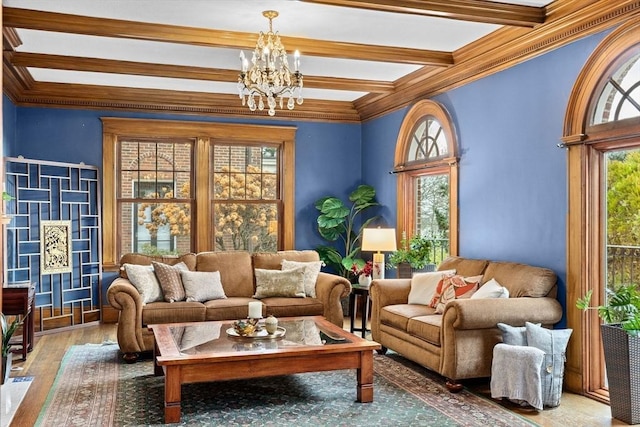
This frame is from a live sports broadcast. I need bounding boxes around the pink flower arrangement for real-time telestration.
[351,261,373,277]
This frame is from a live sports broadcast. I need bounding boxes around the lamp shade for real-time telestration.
[362,228,397,252]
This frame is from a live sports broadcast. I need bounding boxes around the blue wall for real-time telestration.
[7,108,361,251]
[364,31,609,326]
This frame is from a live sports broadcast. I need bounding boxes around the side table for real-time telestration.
[2,282,36,360]
[349,283,372,338]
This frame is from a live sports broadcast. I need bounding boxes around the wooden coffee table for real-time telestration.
[149,315,381,423]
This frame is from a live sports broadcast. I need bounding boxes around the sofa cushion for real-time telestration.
[407,315,442,346]
[482,262,557,298]
[408,270,455,305]
[153,261,189,302]
[281,259,322,298]
[380,304,436,332]
[142,301,206,325]
[119,253,196,279]
[253,267,306,298]
[471,278,509,299]
[196,251,254,297]
[252,250,320,270]
[438,256,488,277]
[180,270,226,302]
[204,297,258,321]
[123,263,163,304]
[260,297,324,318]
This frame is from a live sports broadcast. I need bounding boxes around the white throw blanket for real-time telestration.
[490,343,546,410]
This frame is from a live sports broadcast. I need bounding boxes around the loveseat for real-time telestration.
[370,256,563,390]
[107,250,351,361]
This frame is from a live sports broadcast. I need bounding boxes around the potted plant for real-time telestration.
[314,184,379,280]
[1,313,21,384]
[577,285,640,424]
[387,233,434,278]
[0,191,15,225]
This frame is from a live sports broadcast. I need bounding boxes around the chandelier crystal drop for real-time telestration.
[238,10,303,116]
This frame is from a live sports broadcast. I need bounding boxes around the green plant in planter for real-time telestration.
[314,184,379,279]
[387,233,433,270]
[1,313,21,357]
[576,284,640,337]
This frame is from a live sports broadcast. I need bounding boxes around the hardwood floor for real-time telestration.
[2,321,625,427]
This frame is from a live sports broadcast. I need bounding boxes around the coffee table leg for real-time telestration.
[356,350,374,402]
[164,366,182,423]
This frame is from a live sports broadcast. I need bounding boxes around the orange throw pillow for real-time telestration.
[429,274,482,313]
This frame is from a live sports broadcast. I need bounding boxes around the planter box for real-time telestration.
[601,323,640,425]
[396,263,436,279]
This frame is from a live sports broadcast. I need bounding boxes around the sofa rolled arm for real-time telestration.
[441,297,563,331]
[370,279,411,342]
[315,272,351,327]
[106,278,146,354]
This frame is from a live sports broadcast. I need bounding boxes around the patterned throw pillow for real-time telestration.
[124,263,163,305]
[429,274,482,314]
[281,260,323,298]
[253,267,306,299]
[407,270,456,305]
[180,270,227,302]
[152,261,189,303]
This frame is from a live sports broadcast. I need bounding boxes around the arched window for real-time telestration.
[394,100,459,263]
[563,20,640,402]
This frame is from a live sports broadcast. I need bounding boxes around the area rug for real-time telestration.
[36,343,537,426]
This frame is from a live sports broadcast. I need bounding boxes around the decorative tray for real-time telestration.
[226,326,286,339]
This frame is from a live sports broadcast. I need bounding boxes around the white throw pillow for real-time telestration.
[124,263,163,305]
[180,270,227,302]
[471,278,510,299]
[281,260,323,298]
[408,269,456,305]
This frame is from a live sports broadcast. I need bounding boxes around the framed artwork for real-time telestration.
[40,220,73,274]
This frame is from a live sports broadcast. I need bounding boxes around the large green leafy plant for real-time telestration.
[315,185,379,279]
[576,284,640,337]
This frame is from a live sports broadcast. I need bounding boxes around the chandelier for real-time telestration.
[238,10,303,116]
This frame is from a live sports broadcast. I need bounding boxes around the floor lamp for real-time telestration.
[361,228,397,280]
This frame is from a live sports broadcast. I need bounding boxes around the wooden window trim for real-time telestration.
[394,100,459,255]
[562,19,640,400]
[102,118,296,270]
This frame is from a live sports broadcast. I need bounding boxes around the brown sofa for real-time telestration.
[107,250,351,361]
[370,256,563,390]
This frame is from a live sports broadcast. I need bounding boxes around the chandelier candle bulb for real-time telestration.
[294,50,300,71]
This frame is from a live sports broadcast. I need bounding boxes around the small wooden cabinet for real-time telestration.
[2,283,36,360]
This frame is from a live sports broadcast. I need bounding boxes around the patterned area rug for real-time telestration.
[36,343,537,426]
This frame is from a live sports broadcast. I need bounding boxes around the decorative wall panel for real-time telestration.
[4,157,102,332]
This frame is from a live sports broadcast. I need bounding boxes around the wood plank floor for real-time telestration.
[2,321,624,426]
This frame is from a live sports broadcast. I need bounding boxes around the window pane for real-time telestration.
[415,173,450,264]
[120,202,191,256]
[118,139,194,257]
[408,116,448,162]
[592,51,640,124]
[212,143,281,252]
[213,202,278,252]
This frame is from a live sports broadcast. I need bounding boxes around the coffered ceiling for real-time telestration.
[1,1,635,122]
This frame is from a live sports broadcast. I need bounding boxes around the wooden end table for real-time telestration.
[349,283,372,338]
[2,282,36,360]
